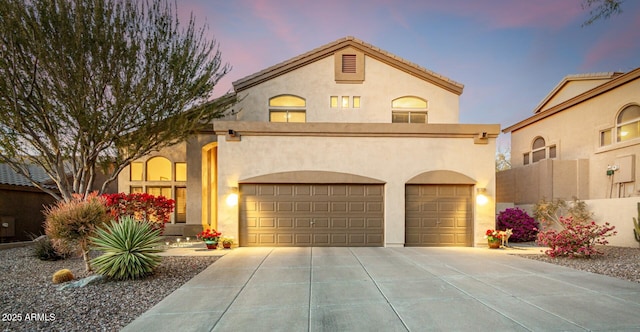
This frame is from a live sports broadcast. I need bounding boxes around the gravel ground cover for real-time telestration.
[516,245,640,283]
[1,244,639,331]
[0,246,218,332]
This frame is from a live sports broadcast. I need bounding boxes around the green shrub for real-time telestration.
[52,269,74,284]
[30,234,64,261]
[90,216,164,280]
[44,193,111,271]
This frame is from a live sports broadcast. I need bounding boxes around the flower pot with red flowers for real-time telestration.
[197,228,221,250]
[485,229,502,249]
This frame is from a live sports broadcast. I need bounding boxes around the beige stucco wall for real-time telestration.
[215,131,496,247]
[234,55,460,124]
[510,78,639,199]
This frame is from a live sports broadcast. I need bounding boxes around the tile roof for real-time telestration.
[0,163,57,189]
[232,36,464,95]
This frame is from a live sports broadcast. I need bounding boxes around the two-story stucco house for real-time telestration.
[118,37,500,247]
[501,68,640,203]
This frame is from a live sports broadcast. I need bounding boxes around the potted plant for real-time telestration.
[197,228,221,249]
[484,229,502,249]
[221,237,234,249]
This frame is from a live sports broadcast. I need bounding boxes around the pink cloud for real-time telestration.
[581,11,640,69]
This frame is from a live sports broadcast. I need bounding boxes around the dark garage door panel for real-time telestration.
[405,184,472,247]
[240,184,384,247]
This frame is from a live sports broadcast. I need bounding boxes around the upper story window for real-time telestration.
[269,95,306,122]
[523,136,556,165]
[330,96,360,109]
[600,104,640,147]
[391,96,428,123]
[146,156,172,181]
[617,104,640,142]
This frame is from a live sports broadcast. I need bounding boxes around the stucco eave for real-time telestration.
[213,121,500,139]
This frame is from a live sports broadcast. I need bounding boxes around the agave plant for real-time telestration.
[90,216,164,280]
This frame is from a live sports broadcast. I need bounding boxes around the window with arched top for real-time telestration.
[146,157,172,181]
[391,96,428,123]
[269,95,306,122]
[523,136,556,165]
[616,104,640,142]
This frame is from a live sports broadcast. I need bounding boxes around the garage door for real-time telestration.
[405,184,472,246]
[240,184,384,247]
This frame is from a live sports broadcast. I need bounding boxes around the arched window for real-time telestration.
[391,96,428,123]
[524,136,556,165]
[269,95,306,122]
[531,137,546,163]
[617,104,640,142]
[146,157,172,181]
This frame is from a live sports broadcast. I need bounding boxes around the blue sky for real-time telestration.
[179,0,640,146]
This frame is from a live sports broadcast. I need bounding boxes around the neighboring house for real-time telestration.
[500,68,640,203]
[118,36,500,247]
[0,164,58,242]
[0,163,118,242]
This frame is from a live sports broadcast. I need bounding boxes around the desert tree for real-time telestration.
[582,0,624,26]
[0,0,235,202]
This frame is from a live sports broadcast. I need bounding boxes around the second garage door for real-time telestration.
[240,183,384,247]
[405,184,473,246]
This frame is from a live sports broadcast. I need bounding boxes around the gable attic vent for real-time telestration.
[342,54,357,73]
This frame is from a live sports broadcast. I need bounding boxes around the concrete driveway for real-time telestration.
[123,247,640,331]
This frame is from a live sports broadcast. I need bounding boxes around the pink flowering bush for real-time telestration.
[496,208,538,242]
[536,216,617,258]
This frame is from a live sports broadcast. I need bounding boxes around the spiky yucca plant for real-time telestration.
[90,216,164,280]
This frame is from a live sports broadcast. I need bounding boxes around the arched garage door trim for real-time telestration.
[240,170,385,184]
[407,170,476,184]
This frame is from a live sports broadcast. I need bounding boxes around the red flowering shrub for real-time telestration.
[102,193,175,233]
[496,208,539,242]
[536,216,617,258]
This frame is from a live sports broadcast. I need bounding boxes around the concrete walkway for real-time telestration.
[123,246,640,331]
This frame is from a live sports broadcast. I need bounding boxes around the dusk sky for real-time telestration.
[179,0,640,146]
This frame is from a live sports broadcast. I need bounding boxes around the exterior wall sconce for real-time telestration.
[226,186,239,206]
[227,129,241,142]
[476,188,489,205]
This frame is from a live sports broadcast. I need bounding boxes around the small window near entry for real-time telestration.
[175,162,187,182]
[353,96,361,108]
[175,187,186,223]
[130,162,143,181]
[330,96,338,108]
[523,154,530,165]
